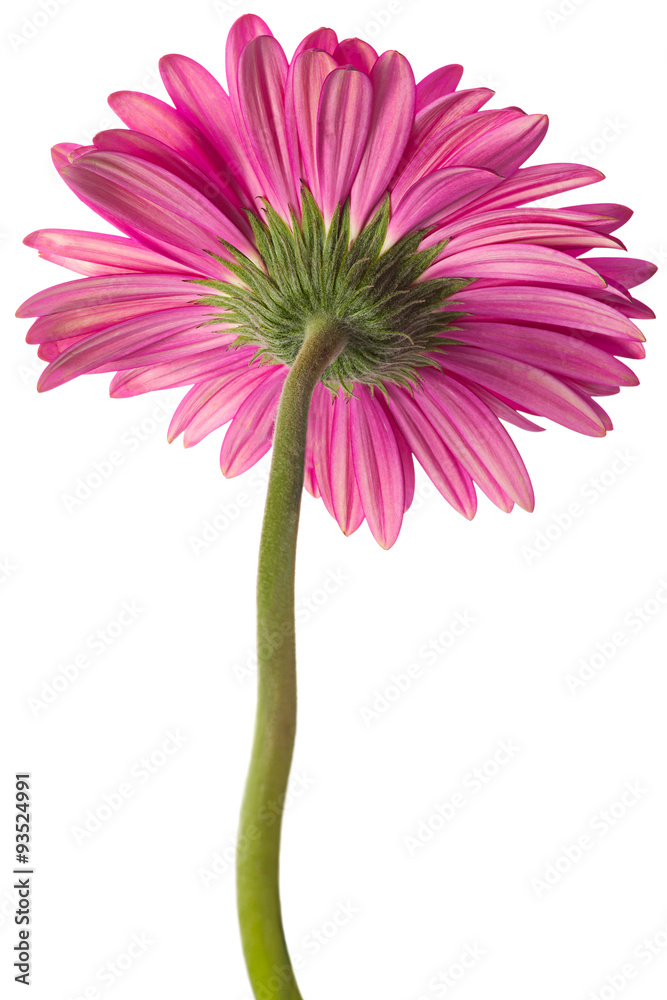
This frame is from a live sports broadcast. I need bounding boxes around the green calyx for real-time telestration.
[193,186,473,392]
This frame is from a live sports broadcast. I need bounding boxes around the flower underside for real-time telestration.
[195,186,470,391]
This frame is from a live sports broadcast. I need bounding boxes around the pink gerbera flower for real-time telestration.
[17,14,655,548]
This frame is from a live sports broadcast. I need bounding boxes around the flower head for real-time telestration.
[17,13,655,547]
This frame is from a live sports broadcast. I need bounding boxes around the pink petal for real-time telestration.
[17,273,199,317]
[391,108,524,201]
[287,49,337,205]
[220,367,287,477]
[424,243,607,289]
[293,27,338,58]
[237,35,298,218]
[457,382,545,432]
[415,65,464,112]
[329,391,364,535]
[384,384,477,517]
[451,285,644,343]
[92,128,250,236]
[316,67,373,224]
[107,91,241,209]
[304,383,334,504]
[61,151,257,262]
[349,387,405,548]
[37,305,219,390]
[405,89,495,166]
[421,370,534,511]
[225,13,272,109]
[429,221,623,256]
[436,347,608,436]
[568,203,632,234]
[386,167,500,246]
[450,320,638,386]
[446,163,604,219]
[169,365,277,445]
[333,38,378,74]
[584,257,657,289]
[158,53,260,201]
[23,229,199,276]
[110,344,258,397]
[26,295,201,344]
[53,147,227,278]
[349,51,416,236]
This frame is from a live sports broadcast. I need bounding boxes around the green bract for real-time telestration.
[193,187,473,391]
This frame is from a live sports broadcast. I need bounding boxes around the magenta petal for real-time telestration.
[158,53,260,201]
[17,273,199,317]
[424,243,607,289]
[225,13,272,109]
[452,285,644,343]
[584,257,657,289]
[293,27,338,58]
[329,392,364,535]
[348,388,405,548]
[23,229,198,276]
[316,67,373,224]
[384,385,477,518]
[333,38,378,74]
[61,151,257,261]
[107,91,240,206]
[437,347,608,436]
[304,384,334,507]
[110,345,258,397]
[287,49,337,205]
[568,203,632,234]
[386,166,500,246]
[220,367,286,477]
[238,35,298,219]
[406,89,495,164]
[448,162,604,219]
[37,305,218,390]
[93,128,249,234]
[170,366,276,446]
[349,51,416,236]
[26,295,201,344]
[415,65,464,112]
[421,370,534,511]
[450,320,638,386]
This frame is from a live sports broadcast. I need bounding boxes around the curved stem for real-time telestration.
[237,315,348,1000]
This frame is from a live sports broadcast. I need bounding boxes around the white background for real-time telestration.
[2,0,666,998]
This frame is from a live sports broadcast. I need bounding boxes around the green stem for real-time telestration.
[236,315,348,1000]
